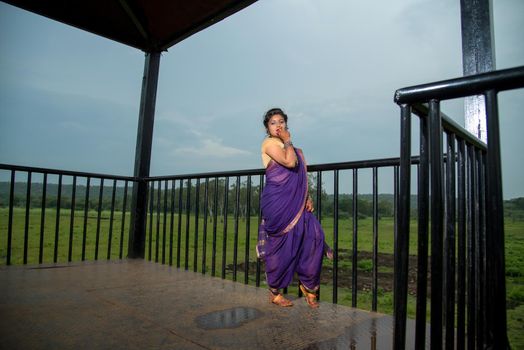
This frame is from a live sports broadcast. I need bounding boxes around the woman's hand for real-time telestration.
[276,128,291,144]
[306,197,314,212]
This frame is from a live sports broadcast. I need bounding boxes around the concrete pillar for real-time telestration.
[460,0,496,143]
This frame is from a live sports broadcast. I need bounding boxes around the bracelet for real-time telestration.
[283,140,293,148]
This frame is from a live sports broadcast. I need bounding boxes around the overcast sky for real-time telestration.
[1,0,523,198]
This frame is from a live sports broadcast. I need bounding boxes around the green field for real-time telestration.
[1,207,522,347]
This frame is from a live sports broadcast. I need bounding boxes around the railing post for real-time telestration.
[415,111,430,349]
[484,89,509,348]
[429,99,445,349]
[393,104,411,350]
[128,51,161,259]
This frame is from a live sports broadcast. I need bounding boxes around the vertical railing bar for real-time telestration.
[444,133,457,350]
[39,173,48,264]
[184,179,191,270]
[415,112,430,349]
[394,164,399,259]
[81,177,90,261]
[162,180,168,264]
[476,148,486,348]
[478,150,488,346]
[466,144,476,350]
[177,179,183,268]
[107,179,117,260]
[429,100,444,350]
[68,176,77,262]
[316,171,322,224]
[333,170,339,304]
[221,177,230,279]
[473,147,482,348]
[6,170,15,265]
[352,168,358,308]
[313,170,322,301]
[484,89,508,349]
[202,178,209,274]
[245,175,252,284]
[211,177,219,276]
[456,138,467,350]
[256,175,264,287]
[233,176,241,282]
[169,179,175,266]
[23,171,32,264]
[372,167,379,312]
[148,181,154,261]
[193,178,200,272]
[155,180,161,263]
[94,178,104,261]
[53,174,63,263]
[393,104,411,350]
[119,180,129,259]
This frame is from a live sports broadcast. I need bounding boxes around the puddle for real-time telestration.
[196,307,263,330]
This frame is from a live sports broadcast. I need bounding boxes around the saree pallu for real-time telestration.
[257,148,326,291]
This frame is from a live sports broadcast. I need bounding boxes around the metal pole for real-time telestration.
[484,90,509,348]
[393,104,411,350]
[460,0,495,143]
[128,51,161,259]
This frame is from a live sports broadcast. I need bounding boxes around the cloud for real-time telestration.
[174,137,251,158]
[57,120,88,132]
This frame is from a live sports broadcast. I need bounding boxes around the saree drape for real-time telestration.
[257,148,326,291]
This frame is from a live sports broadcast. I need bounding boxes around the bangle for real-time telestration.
[284,140,293,148]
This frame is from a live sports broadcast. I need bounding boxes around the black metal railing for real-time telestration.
[2,156,424,314]
[393,65,523,349]
[0,163,137,265]
[140,156,422,311]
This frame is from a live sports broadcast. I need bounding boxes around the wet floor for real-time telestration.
[0,260,427,349]
[196,307,264,330]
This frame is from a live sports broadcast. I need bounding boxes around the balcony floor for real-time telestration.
[0,259,425,349]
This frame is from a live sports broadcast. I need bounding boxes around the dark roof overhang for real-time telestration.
[2,0,258,51]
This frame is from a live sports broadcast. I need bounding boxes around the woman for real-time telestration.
[257,107,331,308]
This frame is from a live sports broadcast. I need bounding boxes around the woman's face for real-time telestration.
[267,114,287,138]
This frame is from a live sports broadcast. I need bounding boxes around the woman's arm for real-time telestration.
[264,142,297,168]
[263,129,297,168]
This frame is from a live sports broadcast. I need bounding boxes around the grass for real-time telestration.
[0,207,523,347]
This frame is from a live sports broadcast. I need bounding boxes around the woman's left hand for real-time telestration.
[306,197,314,212]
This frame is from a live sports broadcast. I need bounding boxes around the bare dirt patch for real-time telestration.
[233,249,429,296]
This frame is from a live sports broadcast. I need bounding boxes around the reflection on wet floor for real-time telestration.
[196,307,264,330]
[299,317,399,349]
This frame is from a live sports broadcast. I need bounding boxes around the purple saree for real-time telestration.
[257,148,327,291]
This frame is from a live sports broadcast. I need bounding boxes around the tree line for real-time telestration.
[4,179,522,219]
[0,180,398,219]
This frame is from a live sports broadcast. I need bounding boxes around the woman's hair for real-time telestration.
[263,107,288,129]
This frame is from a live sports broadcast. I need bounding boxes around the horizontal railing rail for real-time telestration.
[0,163,139,182]
[393,65,523,349]
[144,156,422,182]
[411,103,487,151]
[395,65,524,104]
